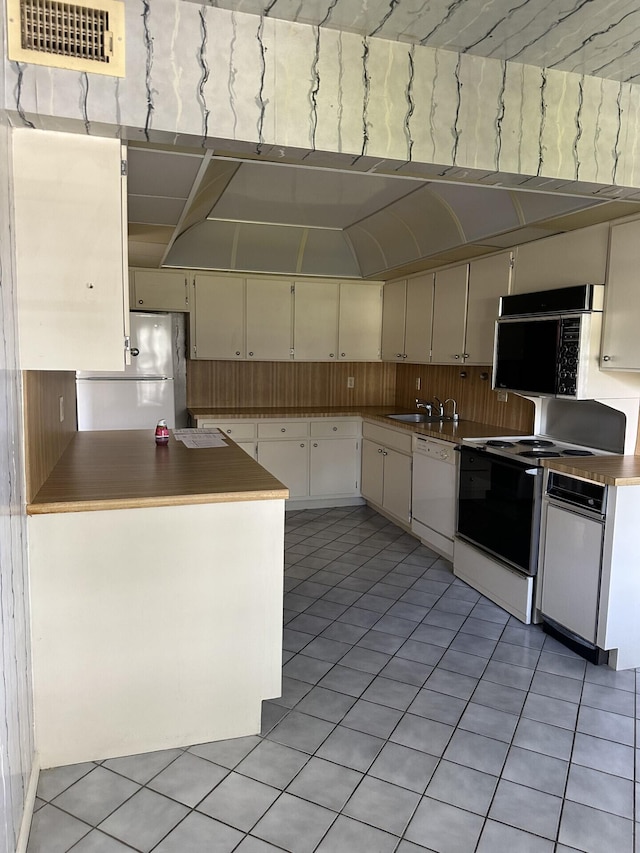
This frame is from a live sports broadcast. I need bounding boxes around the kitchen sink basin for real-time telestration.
[386,413,448,424]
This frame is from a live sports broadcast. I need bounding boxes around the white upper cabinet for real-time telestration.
[338,282,382,361]
[293,281,339,360]
[13,129,128,371]
[404,275,434,364]
[131,269,190,312]
[464,252,513,365]
[511,225,609,293]
[601,220,640,370]
[246,278,293,360]
[381,279,408,361]
[381,274,433,364]
[191,274,245,359]
[431,266,468,364]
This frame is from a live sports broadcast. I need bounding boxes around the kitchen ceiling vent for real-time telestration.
[6,0,125,76]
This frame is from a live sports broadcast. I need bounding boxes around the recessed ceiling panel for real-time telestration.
[127,196,189,227]
[127,148,204,198]
[428,183,522,240]
[299,230,361,278]
[207,162,424,229]
[163,221,236,270]
[234,223,303,274]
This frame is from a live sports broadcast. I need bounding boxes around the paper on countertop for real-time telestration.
[172,428,229,449]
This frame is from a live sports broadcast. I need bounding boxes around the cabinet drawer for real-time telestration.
[362,421,412,454]
[257,421,309,439]
[200,421,256,440]
[310,420,360,438]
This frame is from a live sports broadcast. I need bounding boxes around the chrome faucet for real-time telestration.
[415,398,434,415]
[433,396,445,418]
[444,398,459,421]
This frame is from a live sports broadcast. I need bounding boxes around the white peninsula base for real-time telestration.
[28,499,284,769]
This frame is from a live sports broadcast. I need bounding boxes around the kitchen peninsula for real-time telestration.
[27,430,288,769]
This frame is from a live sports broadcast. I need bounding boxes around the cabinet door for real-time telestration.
[381,280,407,361]
[293,281,339,360]
[404,273,434,364]
[133,269,190,312]
[431,266,468,364]
[310,438,360,496]
[382,449,412,526]
[13,128,127,371]
[465,253,512,365]
[361,439,385,505]
[338,282,382,361]
[257,440,309,498]
[601,221,640,370]
[192,274,244,359]
[541,504,603,643]
[246,278,293,360]
[511,224,609,294]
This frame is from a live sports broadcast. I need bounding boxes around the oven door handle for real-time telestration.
[525,468,540,476]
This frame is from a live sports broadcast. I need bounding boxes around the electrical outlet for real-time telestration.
[415,377,421,391]
[59,395,64,422]
[496,389,508,403]
[347,376,355,389]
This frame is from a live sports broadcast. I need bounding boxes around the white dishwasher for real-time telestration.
[411,435,458,560]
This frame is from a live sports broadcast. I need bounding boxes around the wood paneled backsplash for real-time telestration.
[188,361,397,408]
[187,359,534,432]
[395,364,535,432]
[23,371,77,501]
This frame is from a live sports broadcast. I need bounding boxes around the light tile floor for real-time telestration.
[28,505,638,853]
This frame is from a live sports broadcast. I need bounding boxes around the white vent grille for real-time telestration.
[7,0,125,76]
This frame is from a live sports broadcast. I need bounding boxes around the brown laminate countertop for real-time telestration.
[543,456,640,487]
[188,406,529,443]
[27,430,289,515]
[190,406,640,484]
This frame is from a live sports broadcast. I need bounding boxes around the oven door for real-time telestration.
[457,446,542,576]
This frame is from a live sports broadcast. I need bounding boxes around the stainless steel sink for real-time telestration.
[386,413,446,424]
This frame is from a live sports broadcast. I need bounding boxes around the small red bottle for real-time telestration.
[155,419,170,445]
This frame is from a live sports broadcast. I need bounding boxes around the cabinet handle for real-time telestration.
[402,354,407,359]
[378,448,383,453]
[341,352,346,357]
[330,353,335,358]
[300,443,305,448]
[332,426,337,431]
[313,442,318,447]
[382,450,388,456]
[226,429,232,434]
[249,351,254,357]
[454,354,460,360]
[462,353,469,359]
[138,299,144,305]
[396,353,402,358]
[235,351,241,356]
[281,428,286,433]
[602,355,612,361]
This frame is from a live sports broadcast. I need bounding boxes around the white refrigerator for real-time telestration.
[76,312,187,430]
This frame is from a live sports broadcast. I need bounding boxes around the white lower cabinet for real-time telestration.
[196,418,361,503]
[361,422,412,526]
[310,438,360,496]
[257,440,310,498]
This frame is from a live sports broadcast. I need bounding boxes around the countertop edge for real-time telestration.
[27,488,290,515]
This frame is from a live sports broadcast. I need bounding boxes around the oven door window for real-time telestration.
[457,449,538,575]
[494,318,560,395]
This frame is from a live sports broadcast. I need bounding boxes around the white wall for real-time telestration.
[0,14,35,848]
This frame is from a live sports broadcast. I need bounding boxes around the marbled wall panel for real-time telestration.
[315,30,367,157]
[5,0,640,189]
[363,39,413,161]
[0,89,34,853]
[499,63,547,179]
[617,83,640,190]
[411,48,461,170]
[457,56,506,173]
